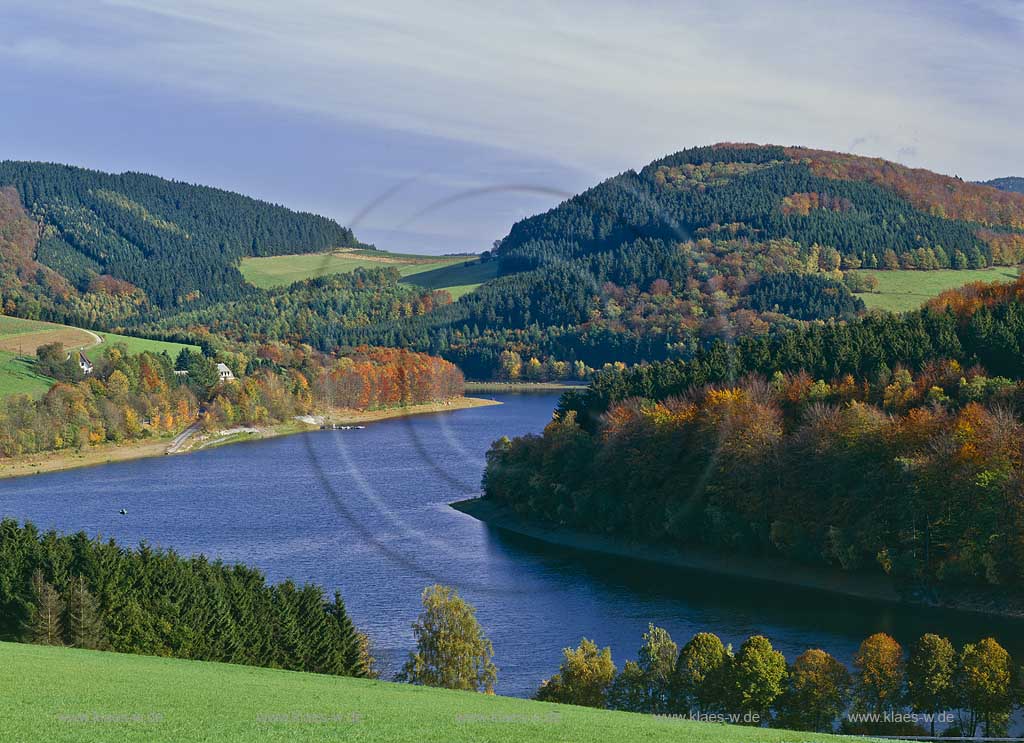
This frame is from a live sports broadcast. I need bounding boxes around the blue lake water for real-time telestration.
[0,392,1018,696]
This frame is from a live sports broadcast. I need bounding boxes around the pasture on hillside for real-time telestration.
[854,267,1019,312]
[0,316,198,397]
[0,641,886,743]
[95,332,199,358]
[240,248,497,299]
[0,316,97,355]
[0,350,55,397]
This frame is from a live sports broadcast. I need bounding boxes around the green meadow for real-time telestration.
[0,316,198,397]
[855,267,1019,312]
[240,248,498,299]
[0,641,883,743]
[0,350,55,397]
[95,331,198,358]
[401,258,499,299]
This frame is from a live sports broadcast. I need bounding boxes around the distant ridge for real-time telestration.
[981,176,1024,194]
[0,161,367,307]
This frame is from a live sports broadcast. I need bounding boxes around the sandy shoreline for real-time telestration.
[0,396,499,480]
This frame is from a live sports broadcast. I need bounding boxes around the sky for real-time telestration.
[1,0,1022,254]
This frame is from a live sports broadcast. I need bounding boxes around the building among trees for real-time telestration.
[216,363,236,382]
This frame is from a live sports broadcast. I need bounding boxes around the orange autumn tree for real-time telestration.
[853,634,905,716]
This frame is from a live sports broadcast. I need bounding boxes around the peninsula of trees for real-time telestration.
[482,277,1024,610]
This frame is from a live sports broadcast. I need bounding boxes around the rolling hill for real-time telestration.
[332,144,1024,377]
[981,176,1024,194]
[0,161,365,311]
[483,275,1024,621]
[1,641,880,743]
[4,148,1023,381]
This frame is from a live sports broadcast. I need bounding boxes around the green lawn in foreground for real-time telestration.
[855,267,1019,312]
[240,249,497,299]
[0,641,880,743]
[0,350,55,397]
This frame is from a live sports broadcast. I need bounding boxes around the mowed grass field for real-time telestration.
[0,642,881,743]
[94,331,198,358]
[240,248,499,300]
[0,350,56,397]
[854,267,1019,312]
[0,315,97,354]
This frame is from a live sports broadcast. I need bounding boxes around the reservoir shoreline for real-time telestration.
[3,391,1022,695]
[0,396,499,480]
[452,497,1024,621]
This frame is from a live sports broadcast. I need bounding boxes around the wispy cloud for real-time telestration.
[0,0,1021,246]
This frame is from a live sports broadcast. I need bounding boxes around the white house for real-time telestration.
[77,351,93,375]
[216,363,236,382]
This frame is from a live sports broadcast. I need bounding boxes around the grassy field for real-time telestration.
[0,642,881,743]
[96,331,198,357]
[240,248,498,299]
[0,316,199,398]
[402,259,499,299]
[0,316,97,354]
[855,267,1019,312]
[0,350,57,397]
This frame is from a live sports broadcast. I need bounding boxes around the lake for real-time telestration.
[0,392,1019,696]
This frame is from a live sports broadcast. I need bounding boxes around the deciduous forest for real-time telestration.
[484,278,1024,602]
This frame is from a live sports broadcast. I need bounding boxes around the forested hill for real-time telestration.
[982,177,1024,195]
[335,144,1024,377]
[497,144,1024,273]
[483,276,1024,606]
[0,161,364,307]
[4,149,1023,381]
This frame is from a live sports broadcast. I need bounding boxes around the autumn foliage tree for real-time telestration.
[398,585,497,693]
[906,634,955,736]
[775,649,851,732]
[956,638,1013,738]
[535,638,617,708]
[535,625,1015,736]
[852,634,905,716]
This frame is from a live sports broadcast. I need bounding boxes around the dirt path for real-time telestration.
[166,421,202,454]
[81,329,103,348]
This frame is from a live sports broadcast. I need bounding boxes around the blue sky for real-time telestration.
[1,1,1021,254]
